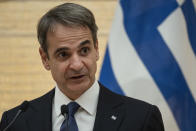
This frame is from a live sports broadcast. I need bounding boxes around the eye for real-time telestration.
[80,47,90,56]
[58,51,69,59]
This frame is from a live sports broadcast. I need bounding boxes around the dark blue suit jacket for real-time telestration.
[0,84,164,131]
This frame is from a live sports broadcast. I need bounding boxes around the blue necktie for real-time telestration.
[60,102,80,131]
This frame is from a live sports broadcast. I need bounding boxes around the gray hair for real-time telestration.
[37,3,98,55]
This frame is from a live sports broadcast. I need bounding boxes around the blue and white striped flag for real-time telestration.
[99,0,196,131]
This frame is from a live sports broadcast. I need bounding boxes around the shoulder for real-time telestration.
[103,84,160,113]
[0,88,55,125]
[5,88,54,112]
[121,93,156,112]
[100,83,154,109]
[99,83,164,130]
[121,95,164,130]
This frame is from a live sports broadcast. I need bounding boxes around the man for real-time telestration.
[0,3,164,131]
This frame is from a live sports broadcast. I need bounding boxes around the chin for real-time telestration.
[68,80,92,92]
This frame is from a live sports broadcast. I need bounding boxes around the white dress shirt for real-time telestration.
[52,81,100,131]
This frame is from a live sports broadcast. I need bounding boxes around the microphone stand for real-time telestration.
[3,101,29,131]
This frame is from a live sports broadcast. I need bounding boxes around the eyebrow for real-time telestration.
[54,47,69,55]
[79,40,91,47]
[54,40,91,55]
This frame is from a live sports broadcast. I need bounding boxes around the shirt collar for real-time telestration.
[75,81,100,116]
[53,81,100,117]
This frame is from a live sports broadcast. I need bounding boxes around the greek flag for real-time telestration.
[99,0,196,131]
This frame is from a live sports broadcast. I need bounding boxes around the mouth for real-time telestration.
[70,75,86,80]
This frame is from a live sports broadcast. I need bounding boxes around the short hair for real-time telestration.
[37,3,98,55]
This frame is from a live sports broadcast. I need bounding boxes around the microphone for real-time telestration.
[61,104,69,131]
[3,101,29,131]
[61,105,68,116]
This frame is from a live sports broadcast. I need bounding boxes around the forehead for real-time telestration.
[46,23,93,49]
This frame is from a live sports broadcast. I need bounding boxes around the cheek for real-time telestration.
[50,62,68,78]
[85,57,97,74]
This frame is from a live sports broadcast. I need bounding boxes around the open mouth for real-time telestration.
[70,75,85,79]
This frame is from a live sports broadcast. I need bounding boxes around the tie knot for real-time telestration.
[67,102,80,116]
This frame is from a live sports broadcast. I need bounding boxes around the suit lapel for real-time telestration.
[93,84,125,131]
[22,85,125,131]
[26,89,55,131]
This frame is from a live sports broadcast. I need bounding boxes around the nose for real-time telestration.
[69,54,84,72]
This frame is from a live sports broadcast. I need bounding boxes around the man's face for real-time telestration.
[39,23,99,100]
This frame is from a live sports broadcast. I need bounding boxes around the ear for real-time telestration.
[95,40,99,61]
[39,47,50,70]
